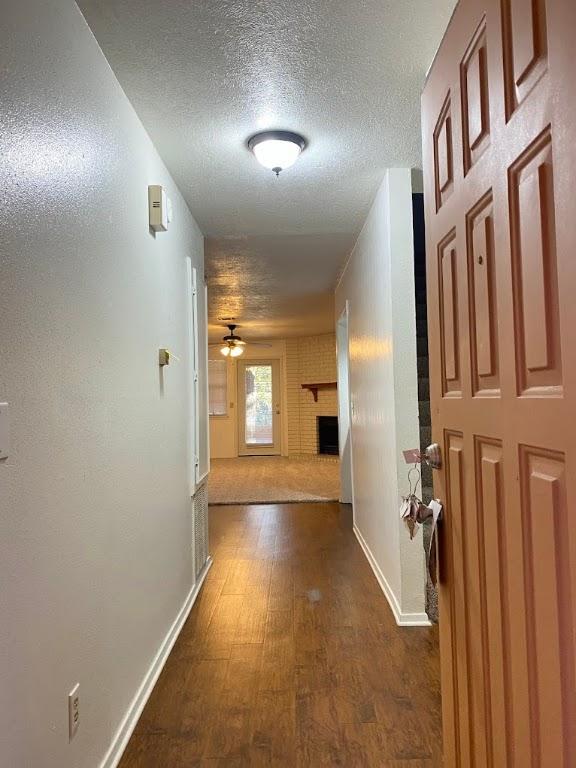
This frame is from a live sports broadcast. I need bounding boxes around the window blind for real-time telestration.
[208,359,228,416]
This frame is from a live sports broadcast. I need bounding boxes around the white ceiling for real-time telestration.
[78,0,455,340]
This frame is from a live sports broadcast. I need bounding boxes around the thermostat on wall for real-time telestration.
[148,185,169,232]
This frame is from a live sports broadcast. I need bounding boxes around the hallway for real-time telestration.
[3,0,576,764]
[119,504,441,767]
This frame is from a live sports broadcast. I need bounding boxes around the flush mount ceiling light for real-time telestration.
[247,130,306,176]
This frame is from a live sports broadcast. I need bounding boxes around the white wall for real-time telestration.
[335,169,426,624]
[0,2,208,766]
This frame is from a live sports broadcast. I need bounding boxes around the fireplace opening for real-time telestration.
[317,416,339,455]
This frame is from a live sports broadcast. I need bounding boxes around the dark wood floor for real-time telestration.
[119,503,442,767]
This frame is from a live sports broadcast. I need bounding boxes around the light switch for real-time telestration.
[0,403,9,460]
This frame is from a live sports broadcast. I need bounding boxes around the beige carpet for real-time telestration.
[208,455,340,505]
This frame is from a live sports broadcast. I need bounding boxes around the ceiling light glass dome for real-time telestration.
[248,130,306,176]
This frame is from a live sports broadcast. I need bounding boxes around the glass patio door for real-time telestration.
[237,360,281,455]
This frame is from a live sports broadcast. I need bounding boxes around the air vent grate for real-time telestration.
[193,481,209,578]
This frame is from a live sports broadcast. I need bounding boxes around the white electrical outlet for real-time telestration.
[68,684,80,741]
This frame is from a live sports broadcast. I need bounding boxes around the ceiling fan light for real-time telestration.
[229,345,244,357]
[220,345,231,357]
[248,131,306,175]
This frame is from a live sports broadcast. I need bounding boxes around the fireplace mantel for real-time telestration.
[301,382,337,403]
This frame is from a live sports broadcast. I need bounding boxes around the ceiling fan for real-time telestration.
[210,324,272,358]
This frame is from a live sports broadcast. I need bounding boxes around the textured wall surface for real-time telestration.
[335,169,425,620]
[286,334,338,455]
[0,2,206,766]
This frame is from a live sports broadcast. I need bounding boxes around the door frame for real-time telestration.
[336,303,355,512]
[237,358,282,456]
[185,257,198,581]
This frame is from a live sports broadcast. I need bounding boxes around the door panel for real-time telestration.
[461,20,490,172]
[434,95,455,210]
[519,445,567,765]
[237,360,281,456]
[467,190,499,394]
[422,0,576,764]
[502,0,548,115]
[475,437,507,767]
[510,128,562,393]
[439,231,461,395]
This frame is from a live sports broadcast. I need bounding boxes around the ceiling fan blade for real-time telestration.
[210,340,272,348]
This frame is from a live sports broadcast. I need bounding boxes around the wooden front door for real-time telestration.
[422,0,576,765]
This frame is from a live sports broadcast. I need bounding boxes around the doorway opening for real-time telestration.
[207,334,341,504]
[237,359,281,456]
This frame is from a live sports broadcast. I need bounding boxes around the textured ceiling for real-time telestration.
[206,233,354,340]
[78,0,455,339]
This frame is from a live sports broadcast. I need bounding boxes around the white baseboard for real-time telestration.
[100,556,213,768]
[353,525,430,627]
